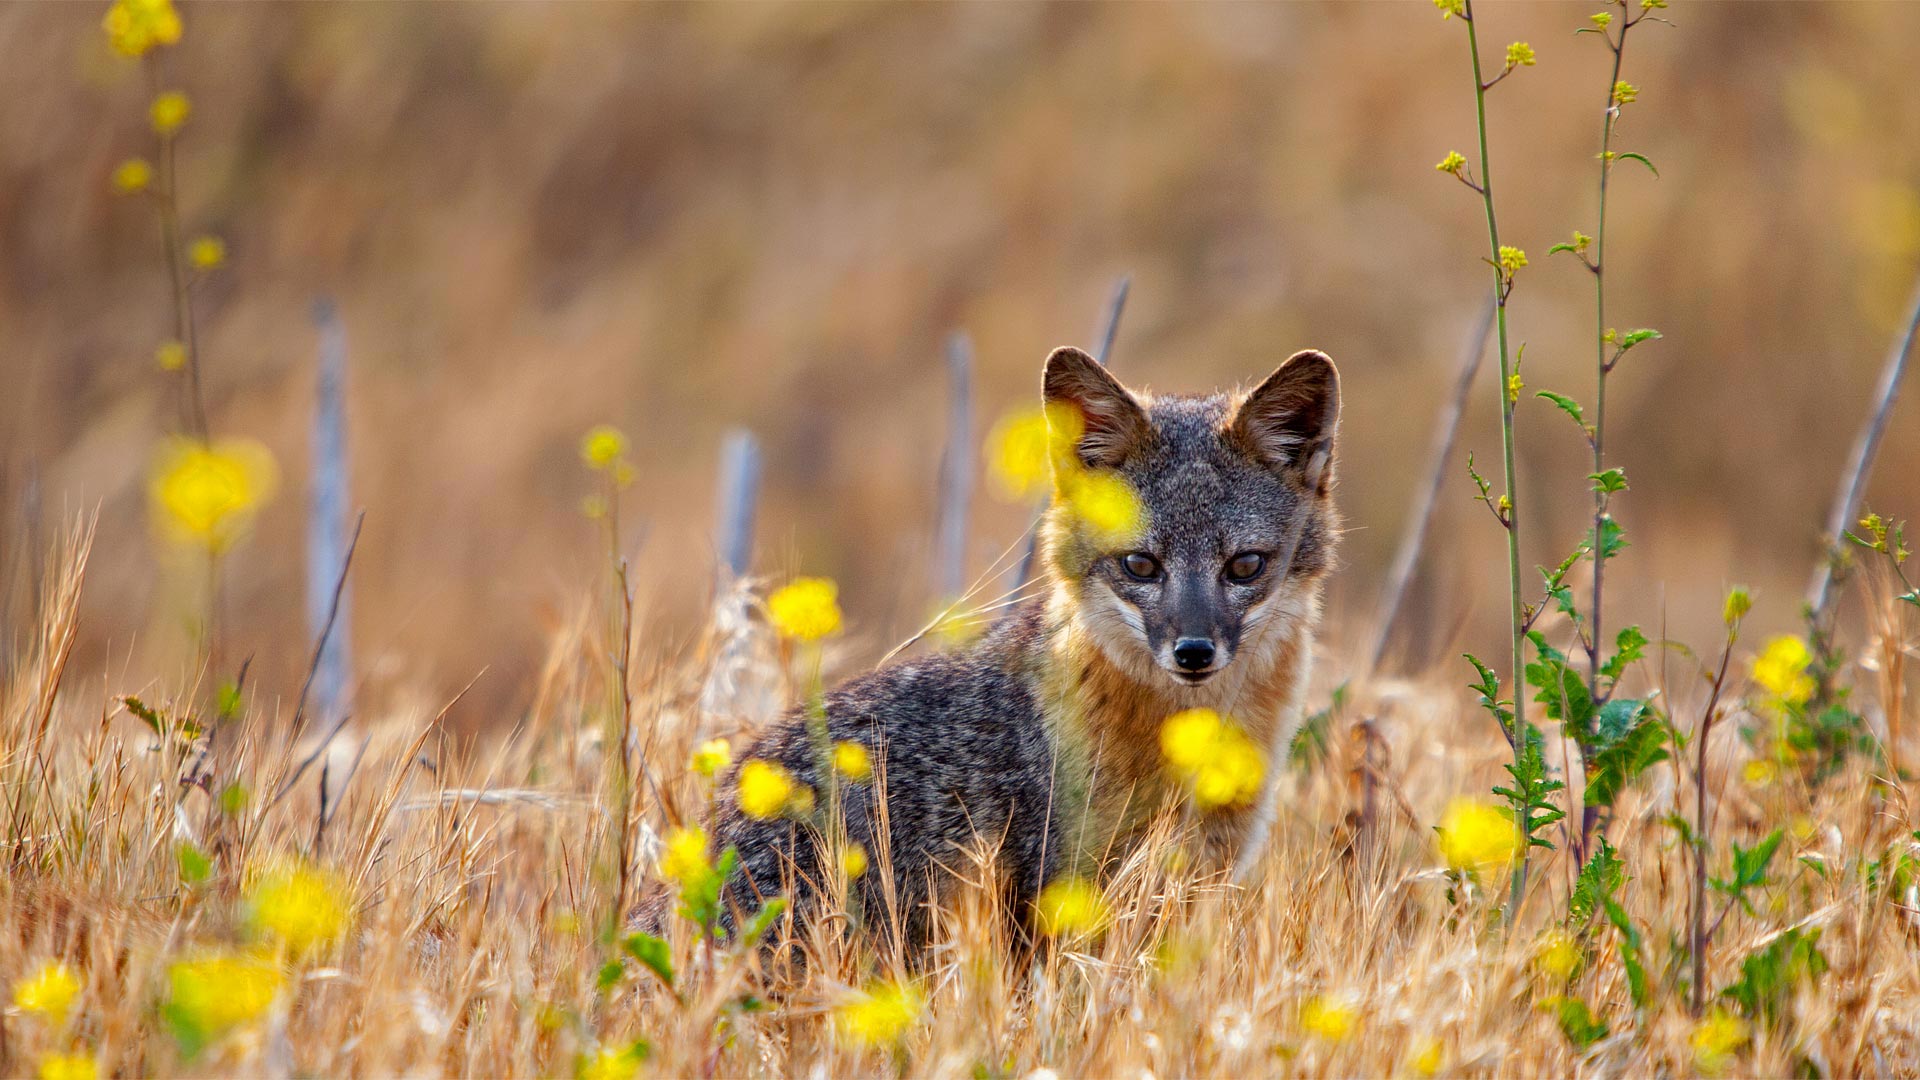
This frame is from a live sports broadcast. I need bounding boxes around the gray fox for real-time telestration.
[695,345,1339,944]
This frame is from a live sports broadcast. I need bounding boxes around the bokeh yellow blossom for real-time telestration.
[112,158,153,194]
[833,740,873,783]
[149,438,278,552]
[1061,469,1147,548]
[150,91,190,135]
[689,737,731,778]
[840,842,869,879]
[834,978,924,1047]
[103,0,181,57]
[737,759,800,819]
[1299,994,1358,1042]
[578,1042,647,1080]
[1436,798,1520,875]
[1534,929,1581,981]
[166,950,284,1037]
[987,402,1081,501]
[1034,876,1111,939]
[188,236,225,271]
[579,424,627,470]
[1753,635,1815,706]
[1160,708,1266,811]
[1742,758,1777,788]
[36,1054,97,1080]
[155,340,187,371]
[12,961,82,1023]
[246,862,352,958]
[768,577,842,641]
[657,826,711,885]
[1409,1036,1445,1076]
[1691,1009,1748,1075]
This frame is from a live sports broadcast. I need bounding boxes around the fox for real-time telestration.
[685,344,1340,945]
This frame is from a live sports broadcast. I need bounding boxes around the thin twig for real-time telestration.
[289,511,365,739]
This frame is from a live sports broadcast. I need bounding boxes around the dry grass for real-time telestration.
[4,514,1918,1079]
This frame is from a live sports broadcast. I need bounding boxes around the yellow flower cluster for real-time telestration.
[834,978,925,1047]
[103,0,181,57]
[148,437,278,552]
[839,842,869,879]
[1753,635,1815,706]
[1497,245,1528,277]
[768,576,843,641]
[1159,708,1266,811]
[1034,876,1110,939]
[188,236,225,271]
[37,1054,97,1080]
[579,424,627,470]
[1436,797,1520,875]
[986,402,1080,501]
[1691,1009,1748,1075]
[1060,468,1147,548]
[1436,150,1468,176]
[112,158,153,195]
[578,1042,647,1080]
[1612,81,1639,106]
[736,759,810,820]
[1505,41,1536,68]
[1591,11,1613,28]
[245,861,353,959]
[833,740,872,783]
[656,826,712,885]
[12,961,82,1023]
[150,91,190,136]
[1433,0,1466,19]
[166,950,284,1037]
[1299,993,1358,1042]
[689,737,731,778]
[1533,928,1582,981]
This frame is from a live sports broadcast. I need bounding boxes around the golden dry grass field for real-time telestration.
[4,2,1920,1078]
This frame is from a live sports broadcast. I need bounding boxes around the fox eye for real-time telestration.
[1119,553,1162,581]
[1225,552,1267,583]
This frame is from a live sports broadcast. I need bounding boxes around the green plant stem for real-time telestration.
[145,57,209,443]
[1462,0,1529,917]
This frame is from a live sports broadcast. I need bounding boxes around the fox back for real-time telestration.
[686,345,1340,945]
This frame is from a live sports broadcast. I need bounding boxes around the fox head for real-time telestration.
[1040,346,1340,694]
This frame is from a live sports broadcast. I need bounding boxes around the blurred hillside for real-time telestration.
[2,2,1917,722]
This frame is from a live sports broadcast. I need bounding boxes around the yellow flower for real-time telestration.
[737,759,799,819]
[148,437,278,552]
[150,91,191,136]
[579,424,627,470]
[1569,229,1592,253]
[1742,758,1777,788]
[1299,994,1358,1043]
[112,158,153,194]
[1409,1036,1445,1076]
[1497,245,1528,276]
[657,826,711,885]
[155,340,187,371]
[840,842,869,880]
[987,402,1081,501]
[1640,0,1668,9]
[833,740,873,783]
[1433,0,1466,19]
[689,737,731,778]
[1590,11,1613,28]
[36,1055,97,1080]
[1034,877,1110,939]
[834,978,924,1047]
[102,0,181,57]
[12,961,82,1023]
[1691,1009,1748,1075]
[1505,41,1536,68]
[1436,150,1468,176]
[1723,586,1752,627]
[245,862,352,958]
[578,1042,647,1080]
[1436,798,1520,875]
[768,576,843,641]
[1160,708,1266,811]
[1062,469,1148,549]
[1753,635,1815,706]
[1534,929,1582,981]
[1612,81,1639,106]
[1506,372,1523,403]
[188,236,225,271]
[166,950,284,1035]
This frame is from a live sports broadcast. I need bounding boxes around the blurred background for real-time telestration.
[2,2,1917,725]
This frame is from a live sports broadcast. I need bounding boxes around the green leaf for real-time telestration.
[1526,646,1594,742]
[1568,836,1625,928]
[1600,626,1648,682]
[1605,900,1650,1010]
[1589,468,1628,495]
[1592,697,1650,748]
[1589,518,1627,562]
[1536,390,1586,428]
[1722,928,1827,1022]
[742,897,789,946]
[1616,328,1662,349]
[176,841,212,886]
[123,695,165,735]
[596,960,626,991]
[1464,653,1515,735]
[1616,152,1659,177]
[620,931,675,989]
[1585,712,1666,808]
[1551,997,1610,1050]
[1548,242,1583,256]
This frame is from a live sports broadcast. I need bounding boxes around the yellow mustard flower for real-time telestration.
[840,842,869,880]
[768,576,843,641]
[579,424,627,470]
[149,437,278,552]
[689,737,731,778]
[155,340,187,372]
[1034,876,1110,939]
[1612,81,1639,106]
[1436,797,1519,875]
[1506,372,1524,403]
[150,91,190,136]
[833,740,873,783]
[578,1042,647,1080]
[1590,11,1613,28]
[1434,0,1466,19]
[737,759,799,820]
[657,826,711,885]
[36,1055,97,1080]
[1409,1036,1445,1076]
[1534,929,1582,981]
[1753,635,1815,706]
[1569,229,1592,254]
[12,961,82,1023]
[1436,150,1468,175]
[187,236,225,271]
[246,862,352,958]
[166,950,284,1035]
[986,402,1082,501]
[1160,708,1266,811]
[1299,994,1358,1043]
[102,0,181,57]
[1062,469,1147,548]
[1641,0,1668,10]
[1497,245,1528,276]
[112,158,153,195]
[1505,41,1536,68]
[834,978,924,1047]
[1691,1009,1748,1075]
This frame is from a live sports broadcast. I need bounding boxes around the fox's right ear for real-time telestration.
[1043,346,1152,469]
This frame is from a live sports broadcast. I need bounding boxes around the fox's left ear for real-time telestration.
[1231,349,1341,494]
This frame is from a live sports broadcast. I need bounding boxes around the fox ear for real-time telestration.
[1043,346,1152,469]
[1231,349,1340,493]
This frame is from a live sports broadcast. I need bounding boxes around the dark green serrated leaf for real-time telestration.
[1601,626,1648,682]
[621,931,675,988]
[1589,468,1628,495]
[1568,836,1625,928]
[1585,713,1667,808]
[1589,518,1627,562]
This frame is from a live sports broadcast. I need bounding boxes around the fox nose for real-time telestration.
[1172,638,1217,672]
